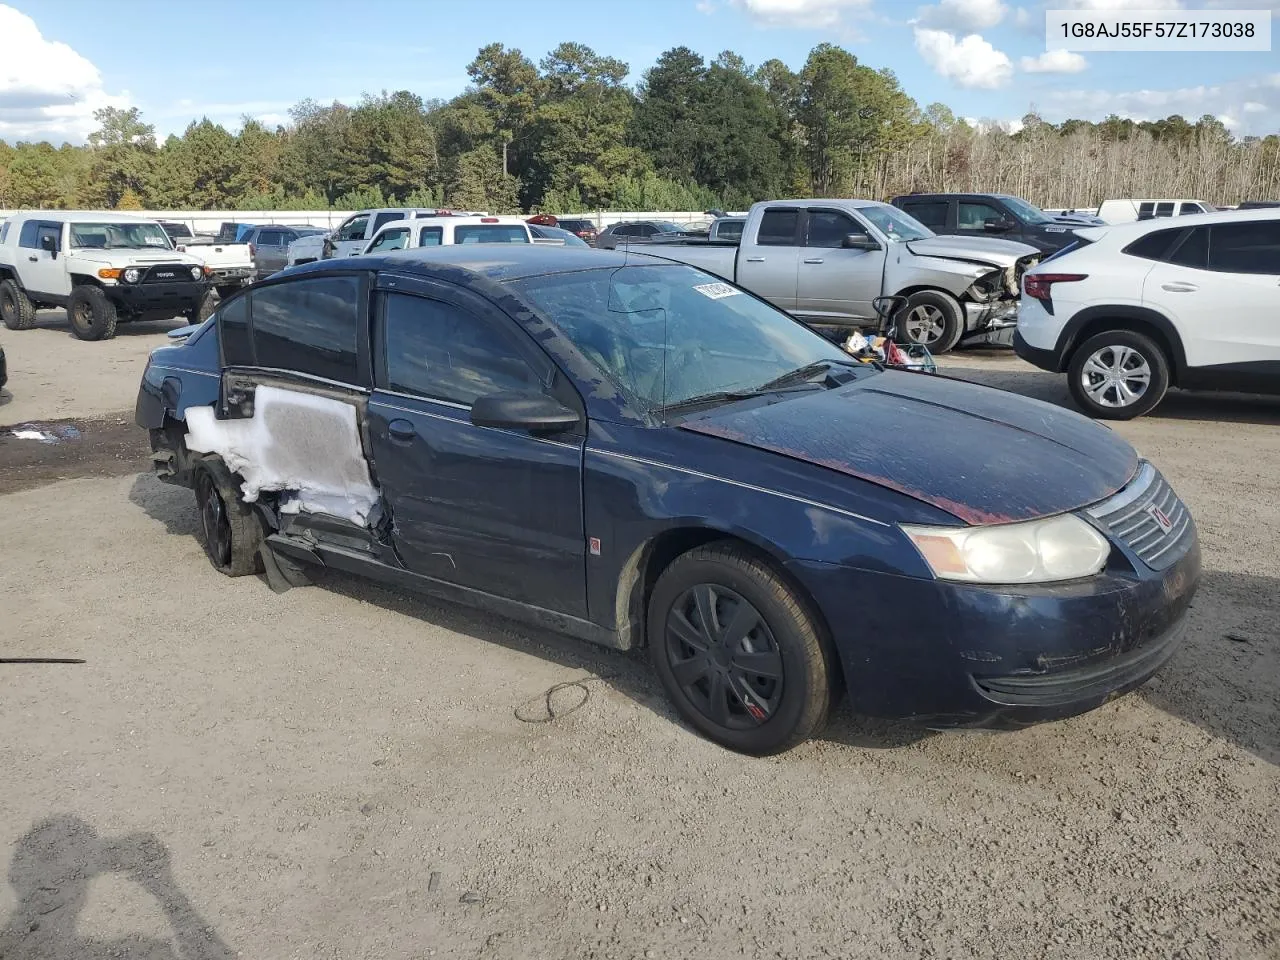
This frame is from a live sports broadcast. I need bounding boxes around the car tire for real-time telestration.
[648,542,834,754]
[186,290,218,325]
[900,290,963,353]
[67,285,118,341]
[1068,329,1170,420]
[194,458,265,577]
[1,279,37,331]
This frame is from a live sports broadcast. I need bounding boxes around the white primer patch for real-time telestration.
[184,385,379,525]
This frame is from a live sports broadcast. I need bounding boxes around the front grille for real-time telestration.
[142,264,193,283]
[1087,462,1193,571]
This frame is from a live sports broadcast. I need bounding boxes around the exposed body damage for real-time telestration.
[135,246,1198,751]
[893,235,1039,337]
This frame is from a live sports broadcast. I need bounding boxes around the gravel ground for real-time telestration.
[0,331,1277,960]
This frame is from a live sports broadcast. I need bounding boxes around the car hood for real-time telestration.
[71,249,201,266]
[679,372,1138,525]
[904,235,1039,268]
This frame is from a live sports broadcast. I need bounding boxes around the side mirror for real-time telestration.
[40,235,58,257]
[984,217,1015,233]
[470,391,580,434]
[842,232,881,251]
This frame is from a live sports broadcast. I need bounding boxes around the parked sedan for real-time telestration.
[136,247,1199,754]
[596,220,691,249]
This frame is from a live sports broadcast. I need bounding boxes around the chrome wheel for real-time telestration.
[903,304,946,345]
[1080,345,1152,408]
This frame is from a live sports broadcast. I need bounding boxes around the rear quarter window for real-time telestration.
[1123,228,1183,262]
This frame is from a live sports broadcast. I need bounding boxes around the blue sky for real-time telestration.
[2,0,1278,144]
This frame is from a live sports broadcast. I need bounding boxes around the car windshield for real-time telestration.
[510,263,863,417]
[654,222,686,233]
[70,222,173,250]
[858,205,933,241]
[1001,196,1053,225]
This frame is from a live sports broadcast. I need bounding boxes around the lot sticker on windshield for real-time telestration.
[693,282,740,300]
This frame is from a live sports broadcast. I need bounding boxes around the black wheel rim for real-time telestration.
[72,301,92,331]
[198,474,232,568]
[665,584,783,730]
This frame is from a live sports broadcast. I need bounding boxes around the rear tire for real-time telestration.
[648,542,834,754]
[68,285,118,340]
[194,458,264,577]
[900,290,963,354]
[1068,329,1170,420]
[0,279,36,330]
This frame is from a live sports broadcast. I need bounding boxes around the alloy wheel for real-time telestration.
[664,584,783,729]
[903,304,945,345]
[1080,344,1151,408]
[198,474,232,568]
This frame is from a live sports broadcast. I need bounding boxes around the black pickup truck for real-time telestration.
[891,193,1079,255]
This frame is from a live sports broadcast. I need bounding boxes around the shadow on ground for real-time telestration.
[32,309,188,339]
[0,815,233,960]
[127,473,929,752]
[945,356,1280,427]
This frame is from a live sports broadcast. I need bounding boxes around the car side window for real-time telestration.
[613,225,636,238]
[805,210,858,248]
[369,228,409,252]
[18,221,40,248]
[1154,202,1175,218]
[958,202,1003,230]
[258,230,282,246]
[1207,221,1280,275]
[757,209,800,246]
[250,276,361,383]
[335,215,370,242]
[372,212,404,232]
[901,201,947,230]
[1138,202,1156,220]
[1179,203,1204,215]
[0,222,8,244]
[218,294,254,366]
[1123,228,1182,262]
[1167,227,1209,269]
[381,292,541,406]
[418,227,442,246]
[36,223,62,250]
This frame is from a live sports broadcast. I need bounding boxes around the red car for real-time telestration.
[527,215,598,246]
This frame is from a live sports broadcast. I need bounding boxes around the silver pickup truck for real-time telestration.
[632,198,1040,352]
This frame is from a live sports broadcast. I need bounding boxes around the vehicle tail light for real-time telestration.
[1024,273,1087,301]
[248,243,256,257]
[97,268,121,279]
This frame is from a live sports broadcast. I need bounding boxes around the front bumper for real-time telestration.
[207,266,254,283]
[787,525,1200,729]
[108,280,210,314]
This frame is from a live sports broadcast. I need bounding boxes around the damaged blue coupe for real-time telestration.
[136,246,1199,754]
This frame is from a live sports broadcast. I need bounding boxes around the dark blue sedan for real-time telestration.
[135,246,1200,753]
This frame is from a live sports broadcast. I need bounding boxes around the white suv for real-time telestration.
[1014,209,1280,419]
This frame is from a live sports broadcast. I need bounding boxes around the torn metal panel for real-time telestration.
[184,385,379,526]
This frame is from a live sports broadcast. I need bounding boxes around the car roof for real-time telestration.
[4,210,163,224]
[1075,206,1280,243]
[757,198,884,210]
[373,215,531,233]
[289,244,665,282]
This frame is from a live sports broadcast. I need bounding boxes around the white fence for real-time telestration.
[0,209,747,233]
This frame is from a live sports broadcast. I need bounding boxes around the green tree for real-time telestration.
[86,106,157,207]
[342,91,439,202]
[632,46,706,182]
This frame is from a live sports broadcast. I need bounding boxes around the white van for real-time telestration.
[1096,199,1216,224]
[362,216,534,253]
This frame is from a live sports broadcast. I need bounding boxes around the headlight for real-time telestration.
[122,267,141,284]
[189,266,202,281]
[902,514,1110,584]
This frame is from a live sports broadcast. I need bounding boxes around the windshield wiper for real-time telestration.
[755,358,863,392]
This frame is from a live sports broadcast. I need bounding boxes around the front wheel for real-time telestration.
[67,285,118,341]
[186,290,217,325]
[1068,330,1170,420]
[900,290,963,354]
[648,543,834,754]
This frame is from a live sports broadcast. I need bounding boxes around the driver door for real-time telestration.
[330,214,371,258]
[21,221,70,299]
[365,278,587,617]
[795,208,885,322]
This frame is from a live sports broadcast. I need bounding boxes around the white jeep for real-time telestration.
[0,211,215,341]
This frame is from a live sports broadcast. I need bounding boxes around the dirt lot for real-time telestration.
[1,322,1277,960]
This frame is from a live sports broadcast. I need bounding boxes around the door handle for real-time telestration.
[745,257,765,263]
[28,256,37,262]
[387,418,417,441]
[803,258,824,264]
[1161,282,1198,292]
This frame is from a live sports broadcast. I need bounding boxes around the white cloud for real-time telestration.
[730,0,873,27]
[1054,0,1181,8]
[1044,72,1280,137]
[913,27,1014,89]
[916,0,1006,31]
[1020,49,1088,73]
[0,4,129,143]
[1014,6,1032,25]
[696,0,717,13]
